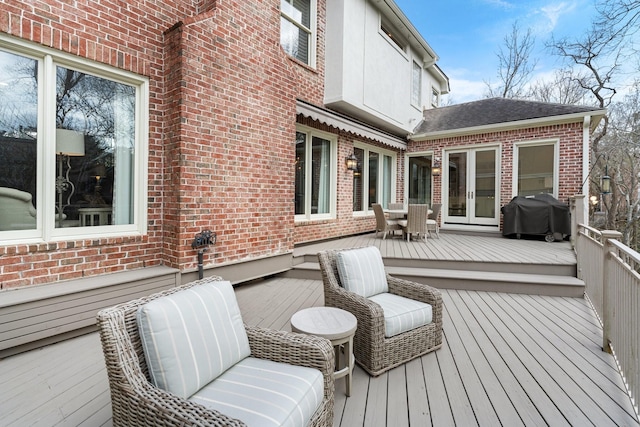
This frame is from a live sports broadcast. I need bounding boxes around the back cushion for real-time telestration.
[137,280,251,399]
[336,246,388,297]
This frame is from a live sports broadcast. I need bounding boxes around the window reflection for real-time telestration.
[0,51,38,231]
[55,66,136,228]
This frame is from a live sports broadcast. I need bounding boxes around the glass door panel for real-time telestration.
[408,156,432,205]
[447,152,467,219]
[444,148,499,226]
[474,150,496,219]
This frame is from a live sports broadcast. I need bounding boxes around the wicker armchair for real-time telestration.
[97,276,335,426]
[318,250,443,376]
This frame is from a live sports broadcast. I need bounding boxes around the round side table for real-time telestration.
[291,306,357,396]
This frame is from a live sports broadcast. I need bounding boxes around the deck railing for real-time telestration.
[576,222,640,417]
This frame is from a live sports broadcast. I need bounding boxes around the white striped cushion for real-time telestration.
[137,281,251,399]
[368,292,433,337]
[336,246,388,297]
[189,357,323,427]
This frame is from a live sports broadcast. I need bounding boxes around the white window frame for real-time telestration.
[379,15,407,55]
[280,0,317,67]
[352,142,397,216]
[431,87,440,108]
[411,61,422,109]
[512,139,559,199]
[294,125,337,221]
[0,34,149,244]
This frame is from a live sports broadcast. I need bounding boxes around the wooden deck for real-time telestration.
[293,232,577,268]
[1,276,638,426]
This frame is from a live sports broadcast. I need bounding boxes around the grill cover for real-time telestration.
[501,194,570,238]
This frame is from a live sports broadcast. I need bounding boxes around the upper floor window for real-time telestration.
[352,144,396,213]
[280,0,315,66]
[295,126,336,220]
[412,61,422,108]
[0,37,148,242]
[514,141,557,197]
[380,16,406,52]
[432,88,440,107]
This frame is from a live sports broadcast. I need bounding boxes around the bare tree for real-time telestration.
[485,22,538,99]
[599,81,640,248]
[528,68,591,105]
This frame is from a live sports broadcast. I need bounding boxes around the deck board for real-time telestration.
[0,276,637,427]
[294,232,577,267]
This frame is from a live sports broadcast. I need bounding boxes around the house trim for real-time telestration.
[296,100,407,150]
[410,110,607,141]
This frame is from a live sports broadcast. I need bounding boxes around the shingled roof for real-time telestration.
[412,97,605,136]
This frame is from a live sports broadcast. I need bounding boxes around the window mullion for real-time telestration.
[42,55,56,239]
[305,137,312,219]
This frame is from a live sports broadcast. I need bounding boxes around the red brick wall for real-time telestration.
[0,0,327,288]
[163,4,302,269]
[0,0,177,288]
[409,122,585,213]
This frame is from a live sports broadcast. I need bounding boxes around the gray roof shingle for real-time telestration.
[413,98,604,134]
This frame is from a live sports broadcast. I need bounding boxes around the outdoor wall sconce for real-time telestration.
[431,161,441,176]
[601,167,611,194]
[345,153,358,171]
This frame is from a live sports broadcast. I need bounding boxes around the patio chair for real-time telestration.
[97,276,335,427]
[318,246,443,376]
[399,204,428,242]
[427,203,442,238]
[372,203,400,239]
[387,202,405,219]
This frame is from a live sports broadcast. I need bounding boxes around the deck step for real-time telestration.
[282,262,584,297]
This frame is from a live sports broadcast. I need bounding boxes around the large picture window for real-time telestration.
[280,0,315,66]
[0,37,148,241]
[515,141,557,197]
[352,144,396,213]
[295,127,336,220]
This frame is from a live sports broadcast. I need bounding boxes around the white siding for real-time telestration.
[325,0,444,135]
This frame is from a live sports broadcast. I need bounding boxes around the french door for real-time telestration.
[443,147,499,226]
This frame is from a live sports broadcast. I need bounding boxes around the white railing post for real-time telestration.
[601,230,623,353]
[571,195,585,249]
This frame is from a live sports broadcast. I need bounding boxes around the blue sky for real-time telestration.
[394,0,599,103]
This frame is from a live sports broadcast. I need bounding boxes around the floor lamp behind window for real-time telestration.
[56,129,85,227]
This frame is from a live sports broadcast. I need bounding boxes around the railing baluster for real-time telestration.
[577,223,639,418]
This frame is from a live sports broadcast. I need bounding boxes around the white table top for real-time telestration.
[291,307,357,340]
[384,208,432,215]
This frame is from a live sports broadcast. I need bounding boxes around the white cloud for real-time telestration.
[483,0,515,9]
[448,78,488,104]
[535,2,577,33]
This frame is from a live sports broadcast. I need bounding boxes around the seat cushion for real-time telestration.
[368,292,433,338]
[137,280,251,399]
[189,357,324,427]
[336,246,388,297]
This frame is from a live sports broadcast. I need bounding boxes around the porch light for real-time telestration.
[345,153,358,171]
[601,167,611,194]
[431,161,441,176]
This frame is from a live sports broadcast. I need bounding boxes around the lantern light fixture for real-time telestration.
[601,166,611,194]
[345,153,358,171]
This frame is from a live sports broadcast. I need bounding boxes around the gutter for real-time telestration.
[410,110,607,141]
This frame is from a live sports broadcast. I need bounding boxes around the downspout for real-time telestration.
[582,116,591,223]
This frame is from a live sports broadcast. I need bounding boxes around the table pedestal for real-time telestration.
[291,307,357,396]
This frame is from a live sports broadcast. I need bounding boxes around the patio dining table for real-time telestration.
[384,208,432,218]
